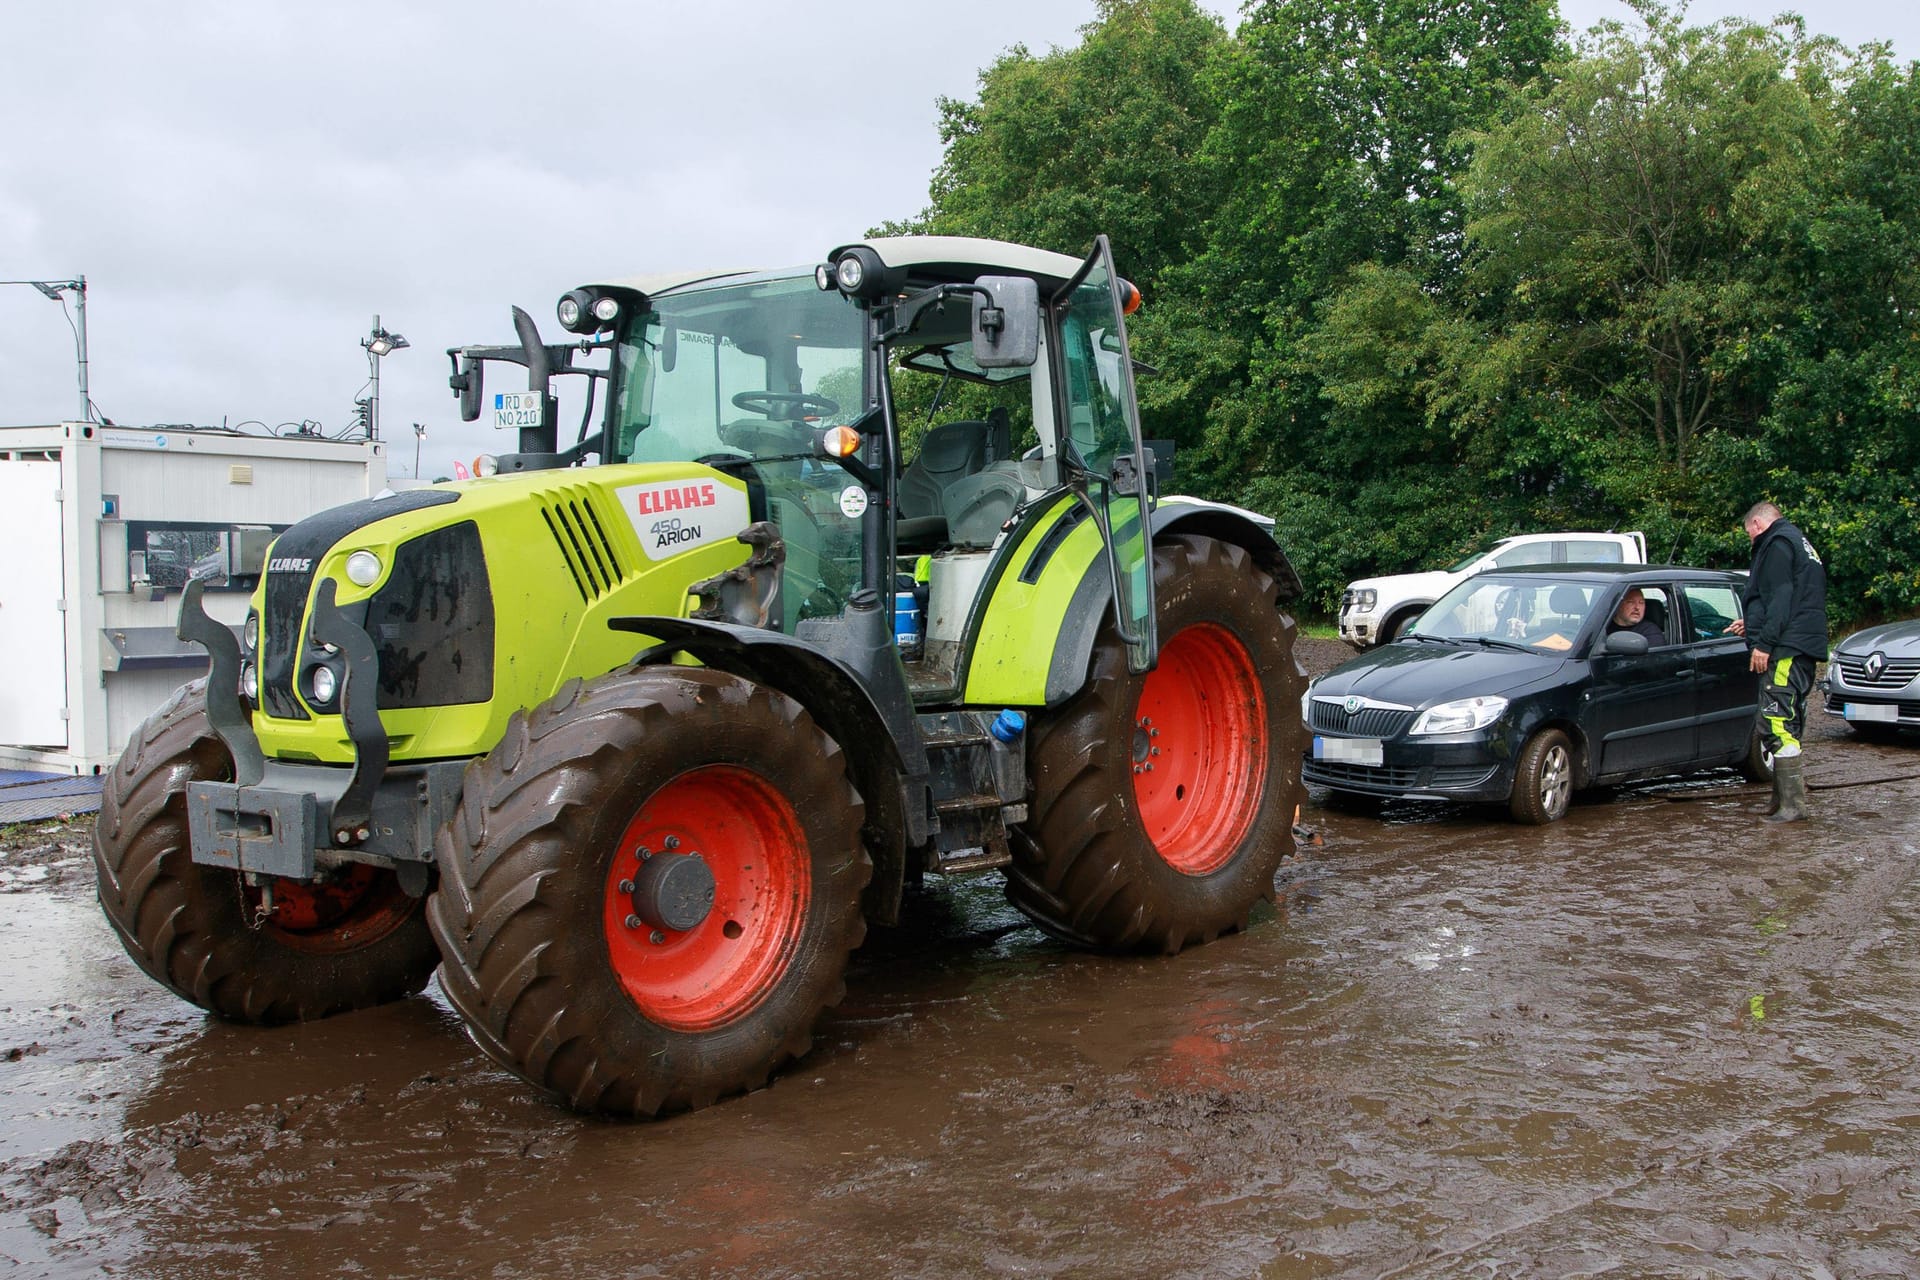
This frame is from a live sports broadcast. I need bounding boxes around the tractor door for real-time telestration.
[1051,236,1157,671]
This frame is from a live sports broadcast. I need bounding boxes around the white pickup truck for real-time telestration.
[1338,530,1648,648]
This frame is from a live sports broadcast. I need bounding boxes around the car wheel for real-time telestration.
[1739,724,1775,783]
[1509,728,1574,825]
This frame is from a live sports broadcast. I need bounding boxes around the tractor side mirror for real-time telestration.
[451,354,484,422]
[971,276,1040,368]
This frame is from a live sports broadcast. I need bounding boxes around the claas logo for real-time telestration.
[635,483,717,515]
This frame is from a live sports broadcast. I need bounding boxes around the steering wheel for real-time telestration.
[730,391,840,421]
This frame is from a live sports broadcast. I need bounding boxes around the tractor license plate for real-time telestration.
[493,391,543,430]
[1844,702,1899,723]
[1313,736,1383,766]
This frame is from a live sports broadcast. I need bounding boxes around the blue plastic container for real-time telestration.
[894,590,923,653]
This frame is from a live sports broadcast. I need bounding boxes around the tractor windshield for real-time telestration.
[610,274,865,466]
[611,273,869,631]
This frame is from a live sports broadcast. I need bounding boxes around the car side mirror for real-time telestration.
[971,276,1040,368]
[1602,630,1650,656]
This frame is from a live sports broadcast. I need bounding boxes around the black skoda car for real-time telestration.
[1303,566,1771,823]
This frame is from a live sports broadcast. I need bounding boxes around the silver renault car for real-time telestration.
[1822,620,1920,736]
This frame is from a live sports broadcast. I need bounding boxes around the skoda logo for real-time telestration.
[1865,651,1887,680]
[1344,696,1365,715]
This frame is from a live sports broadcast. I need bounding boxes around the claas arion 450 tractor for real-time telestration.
[94,235,1307,1116]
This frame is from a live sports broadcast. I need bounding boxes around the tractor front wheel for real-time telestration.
[428,666,869,1117]
[92,681,439,1023]
[1008,534,1307,952]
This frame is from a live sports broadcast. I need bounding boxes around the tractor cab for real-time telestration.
[449,236,1159,700]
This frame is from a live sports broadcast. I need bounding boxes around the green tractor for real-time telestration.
[93,236,1308,1116]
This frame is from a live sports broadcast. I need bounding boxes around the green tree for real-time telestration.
[896,0,1229,292]
[1460,1,1845,474]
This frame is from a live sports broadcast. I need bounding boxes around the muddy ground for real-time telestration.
[3,637,1918,1278]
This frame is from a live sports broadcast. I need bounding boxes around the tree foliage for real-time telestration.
[903,0,1920,622]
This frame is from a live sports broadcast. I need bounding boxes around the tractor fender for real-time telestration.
[1018,500,1302,707]
[611,615,927,926]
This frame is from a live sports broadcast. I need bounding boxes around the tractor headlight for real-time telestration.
[308,663,339,706]
[240,662,258,701]
[345,550,383,587]
[475,454,500,478]
[1410,696,1508,736]
[243,610,259,654]
[591,295,620,323]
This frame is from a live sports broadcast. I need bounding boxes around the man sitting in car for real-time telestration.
[1607,587,1666,644]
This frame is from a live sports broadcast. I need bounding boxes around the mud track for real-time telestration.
[3,640,1917,1277]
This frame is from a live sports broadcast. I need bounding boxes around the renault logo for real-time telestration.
[1344,696,1364,715]
[1865,651,1887,680]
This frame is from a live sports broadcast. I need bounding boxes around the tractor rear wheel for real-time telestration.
[1007,534,1307,952]
[92,680,439,1022]
[428,665,869,1117]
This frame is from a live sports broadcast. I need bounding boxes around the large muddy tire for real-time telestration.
[1007,533,1308,953]
[428,666,869,1118]
[92,681,439,1022]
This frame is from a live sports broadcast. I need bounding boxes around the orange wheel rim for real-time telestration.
[602,765,810,1031]
[248,863,417,954]
[1131,623,1267,874]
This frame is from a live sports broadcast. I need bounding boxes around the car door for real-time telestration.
[1583,582,1698,777]
[1677,581,1757,760]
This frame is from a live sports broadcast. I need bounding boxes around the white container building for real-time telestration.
[0,422,386,773]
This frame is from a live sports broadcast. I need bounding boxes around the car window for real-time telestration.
[1562,539,1623,563]
[1418,576,1598,652]
[1679,584,1742,641]
[1603,583,1672,645]
[1490,541,1552,568]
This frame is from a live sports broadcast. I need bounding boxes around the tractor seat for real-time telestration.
[943,464,1029,548]
[897,418,991,548]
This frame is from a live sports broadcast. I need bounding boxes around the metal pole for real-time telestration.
[74,276,90,422]
[413,423,424,477]
[369,312,381,442]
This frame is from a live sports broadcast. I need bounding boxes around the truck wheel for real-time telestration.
[92,680,439,1023]
[1008,534,1307,953]
[1508,728,1574,824]
[428,666,869,1117]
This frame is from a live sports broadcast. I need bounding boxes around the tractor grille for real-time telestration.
[1832,655,1920,690]
[1308,699,1415,738]
[540,487,628,603]
[364,521,494,709]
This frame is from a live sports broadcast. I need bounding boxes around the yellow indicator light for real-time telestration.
[822,425,862,458]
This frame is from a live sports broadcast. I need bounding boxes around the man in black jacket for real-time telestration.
[1727,501,1828,821]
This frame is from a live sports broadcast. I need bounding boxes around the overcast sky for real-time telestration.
[3,1,1913,480]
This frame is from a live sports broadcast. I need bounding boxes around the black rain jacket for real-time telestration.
[1741,519,1829,662]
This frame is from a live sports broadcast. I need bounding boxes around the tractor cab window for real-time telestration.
[612,275,863,466]
[611,273,868,631]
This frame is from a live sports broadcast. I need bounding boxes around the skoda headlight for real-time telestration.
[1410,695,1508,736]
[1355,588,1377,611]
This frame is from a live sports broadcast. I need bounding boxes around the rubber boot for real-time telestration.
[1766,756,1808,823]
[1764,765,1783,816]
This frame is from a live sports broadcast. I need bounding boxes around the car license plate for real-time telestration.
[1844,702,1899,723]
[1313,736,1384,766]
[493,391,543,431]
